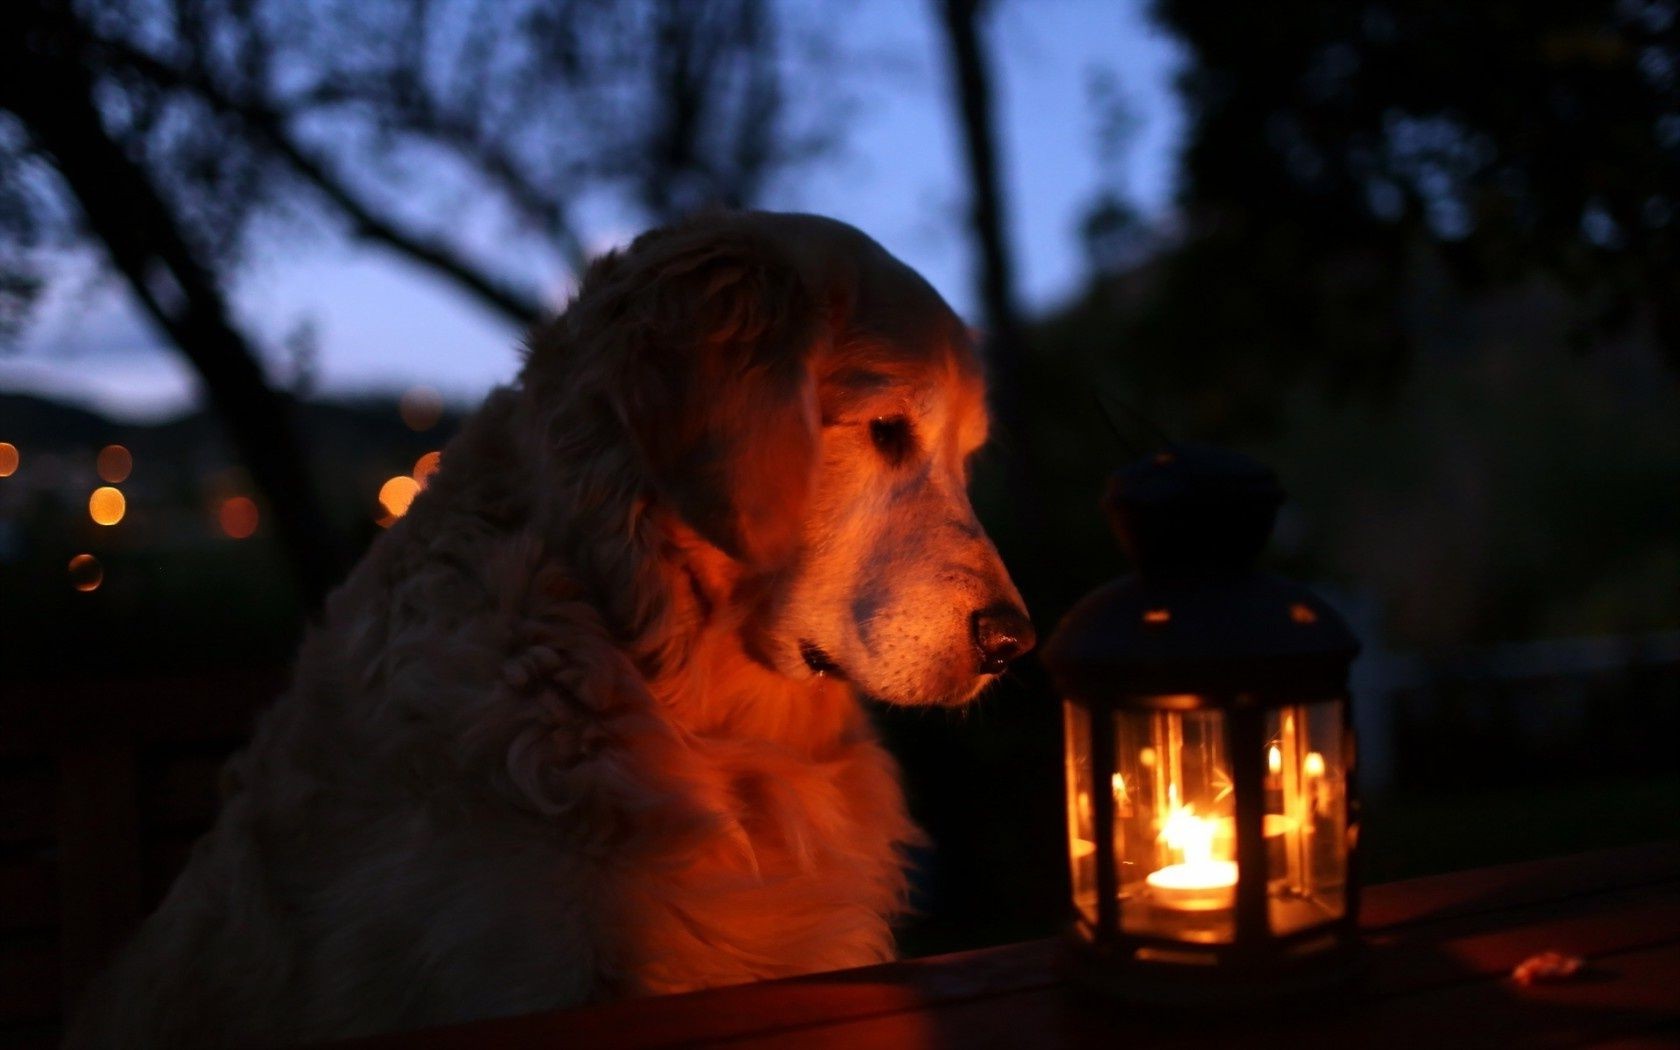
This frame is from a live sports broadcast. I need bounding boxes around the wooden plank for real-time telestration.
[1371,884,1680,995]
[334,942,1065,1050]
[703,939,1680,1050]
[333,844,1680,1050]
[1361,842,1680,932]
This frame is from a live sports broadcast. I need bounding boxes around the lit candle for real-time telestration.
[1146,805,1238,911]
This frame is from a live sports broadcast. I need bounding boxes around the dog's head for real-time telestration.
[544,211,1031,706]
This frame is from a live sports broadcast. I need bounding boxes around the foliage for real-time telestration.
[1109,0,1680,436]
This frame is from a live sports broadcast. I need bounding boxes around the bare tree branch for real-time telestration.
[93,37,549,325]
[2,1,348,606]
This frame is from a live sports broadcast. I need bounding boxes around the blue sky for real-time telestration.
[1,0,1185,421]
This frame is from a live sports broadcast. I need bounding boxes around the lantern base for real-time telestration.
[1061,927,1364,1010]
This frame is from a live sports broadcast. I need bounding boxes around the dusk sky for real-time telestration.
[1,1,1185,422]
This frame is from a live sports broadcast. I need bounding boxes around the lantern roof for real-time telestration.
[1104,443,1284,580]
[1046,444,1359,700]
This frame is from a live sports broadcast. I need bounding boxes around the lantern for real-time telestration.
[1043,445,1361,1002]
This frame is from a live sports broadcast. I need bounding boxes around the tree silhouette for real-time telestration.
[1,0,826,605]
[1126,0,1679,432]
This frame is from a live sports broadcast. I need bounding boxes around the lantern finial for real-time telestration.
[1104,444,1284,580]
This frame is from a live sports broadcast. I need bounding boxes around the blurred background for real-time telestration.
[1,0,1676,1041]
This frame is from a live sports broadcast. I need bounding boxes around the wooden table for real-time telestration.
[354,842,1680,1048]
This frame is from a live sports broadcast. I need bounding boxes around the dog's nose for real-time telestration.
[972,606,1036,675]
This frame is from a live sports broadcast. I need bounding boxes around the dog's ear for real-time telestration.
[605,221,822,569]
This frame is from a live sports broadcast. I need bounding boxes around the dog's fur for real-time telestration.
[70,212,1029,1046]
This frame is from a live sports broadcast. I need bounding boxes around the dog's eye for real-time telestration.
[869,416,913,465]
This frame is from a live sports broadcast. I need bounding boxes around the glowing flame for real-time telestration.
[1142,608,1171,625]
[97,444,132,483]
[1268,745,1282,775]
[1303,751,1326,779]
[219,496,259,539]
[0,442,17,477]
[88,486,126,525]
[1159,804,1218,867]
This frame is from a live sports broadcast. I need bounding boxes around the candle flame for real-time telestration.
[1268,745,1282,775]
[1159,804,1217,867]
[1303,751,1326,778]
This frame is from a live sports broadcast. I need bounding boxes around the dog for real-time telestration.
[70,211,1033,1046]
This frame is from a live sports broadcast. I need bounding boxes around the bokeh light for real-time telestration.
[88,486,127,525]
[97,444,133,483]
[68,553,103,592]
[378,475,422,524]
[412,450,442,487]
[219,496,260,539]
[0,442,17,477]
[399,386,443,432]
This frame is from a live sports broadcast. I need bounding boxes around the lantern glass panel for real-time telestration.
[1063,701,1098,927]
[1264,700,1349,935]
[1113,705,1236,944]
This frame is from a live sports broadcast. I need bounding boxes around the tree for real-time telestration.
[1110,0,1679,435]
[1,0,829,606]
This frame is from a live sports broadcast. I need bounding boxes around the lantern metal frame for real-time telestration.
[1045,445,1364,1004]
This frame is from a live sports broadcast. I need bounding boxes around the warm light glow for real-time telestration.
[1149,802,1238,909]
[412,450,443,487]
[68,553,103,592]
[1111,772,1128,802]
[96,444,132,483]
[378,475,422,522]
[219,496,260,539]
[399,386,444,431]
[1289,602,1319,624]
[1143,608,1171,625]
[88,486,126,525]
[1138,746,1157,768]
[1268,744,1282,775]
[0,442,17,477]
[1160,805,1217,867]
[1303,751,1326,778]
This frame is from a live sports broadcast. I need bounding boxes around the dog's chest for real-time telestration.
[624,733,915,995]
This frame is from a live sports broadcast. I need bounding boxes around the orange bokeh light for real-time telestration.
[89,486,126,525]
[97,444,133,483]
[378,475,422,523]
[0,442,17,477]
[412,450,443,487]
[399,386,443,432]
[219,496,260,539]
[68,553,103,592]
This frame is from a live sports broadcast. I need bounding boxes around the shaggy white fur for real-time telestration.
[68,211,1029,1046]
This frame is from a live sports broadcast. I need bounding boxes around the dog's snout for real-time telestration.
[972,605,1035,675]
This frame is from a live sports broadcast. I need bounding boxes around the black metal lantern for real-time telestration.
[1043,445,1362,1003]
